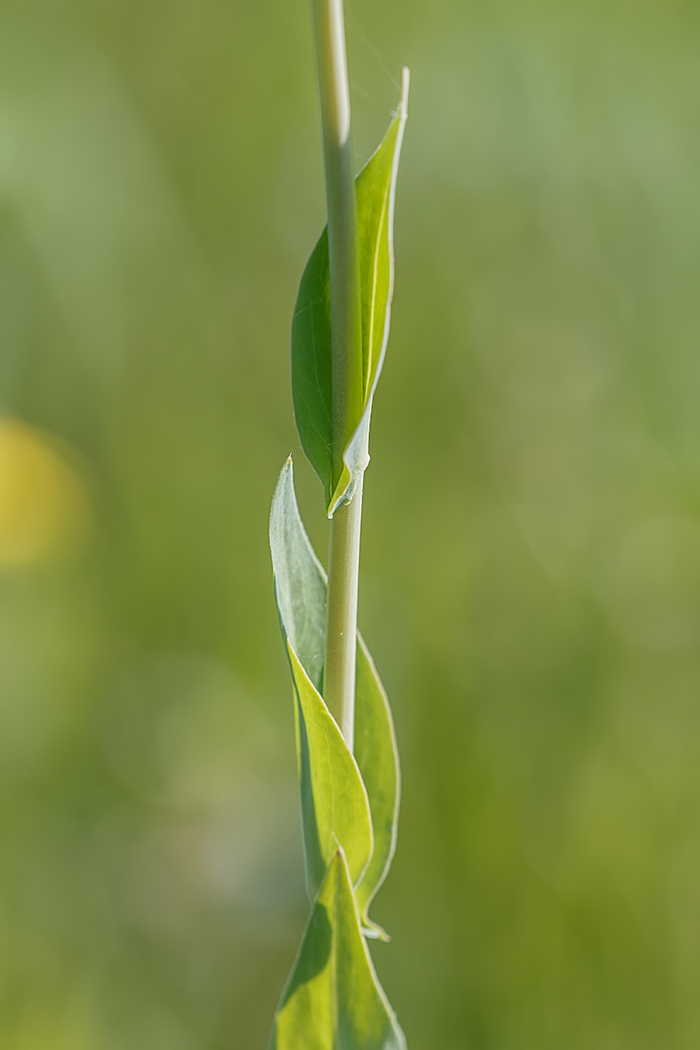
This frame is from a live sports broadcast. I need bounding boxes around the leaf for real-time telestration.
[292,70,410,516]
[270,849,406,1050]
[291,230,333,506]
[270,454,327,694]
[270,459,373,897]
[288,643,373,898]
[270,458,401,932]
[353,638,401,940]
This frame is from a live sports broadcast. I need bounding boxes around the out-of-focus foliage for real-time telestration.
[2,1,700,1048]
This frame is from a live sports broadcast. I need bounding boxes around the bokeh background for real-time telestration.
[2,0,700,1046]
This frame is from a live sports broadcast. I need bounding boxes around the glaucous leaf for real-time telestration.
[354,637,401,940]
[292,71,410,516]
[271,459,373,897]
[270,458,401,927]
[270,849,406,1050]
[270,455,327,693]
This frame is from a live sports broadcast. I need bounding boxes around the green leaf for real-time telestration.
[288,642,373,898]
[270,849,406,1050]
[353,638,401,940]
[270,454,327,694]
[270,459,373,898]
[291,230,333,504]
[270,458,401,933]
[292,71,409,516]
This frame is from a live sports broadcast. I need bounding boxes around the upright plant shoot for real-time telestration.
[269,0,408,1043]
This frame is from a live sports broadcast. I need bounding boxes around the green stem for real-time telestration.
[310,0,364,460]
[310,0,363,748]
[325,475,363,749]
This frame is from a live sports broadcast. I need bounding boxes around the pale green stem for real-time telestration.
[310,0,364,748]
[325,475,363,748]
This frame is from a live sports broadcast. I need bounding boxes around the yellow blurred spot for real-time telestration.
[11,1002,99,1050]
[0,416,91,567]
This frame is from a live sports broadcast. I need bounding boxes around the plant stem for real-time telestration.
[325,476,363,749]
[310,0,364,748]
[310,0,364,456]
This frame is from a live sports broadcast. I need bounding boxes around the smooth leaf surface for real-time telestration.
[270,455,327,693]
[291,232,333,506]
[271,460,372,897]
[270,458,401,928]
[292,72,409,515]
[353,638,401,939]
[288,642,373,898]
[329,69,410,516]
[270,850,406,1050]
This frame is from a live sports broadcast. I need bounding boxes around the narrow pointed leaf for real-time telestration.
[271,459,373,897]
[328,70,410,516]
[354,638,401,940]
[291,232,333,507]
[270,457,401,930]
[288,643,373,897]
[270,850,406,1050]
[292,72,410,515]
[270,455,326,693]
[357,69,411,406]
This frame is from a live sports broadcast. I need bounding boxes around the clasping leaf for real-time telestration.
[270,849,406,1050]
[270,458,401,935]
[271,459,373,897]
[292,70,410,516]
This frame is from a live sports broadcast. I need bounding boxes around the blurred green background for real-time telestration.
[2,0,700,1046]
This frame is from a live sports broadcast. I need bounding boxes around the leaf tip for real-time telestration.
[282,453,295,481]
[362,922,391,943]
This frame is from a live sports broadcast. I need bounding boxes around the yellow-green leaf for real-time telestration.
[288,642,373,897]
[270,849,406,1050]
[270,459,373,897]
[270,458,401,926]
